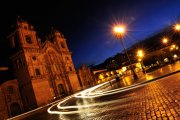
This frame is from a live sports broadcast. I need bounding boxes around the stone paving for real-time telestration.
[69,72,180,120]
[17,68,180,120]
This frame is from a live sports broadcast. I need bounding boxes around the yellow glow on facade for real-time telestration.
[122,67,127,72]
[115,69,122,74]
[136,63,141,68]
[106,73,110,77]
[116,70,119,74]
[124,77,132,86]
[99,74,104,79]
[145,74,154,80]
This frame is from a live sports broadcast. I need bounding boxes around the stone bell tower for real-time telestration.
[9,18,81,110]
[49,29,81,93]
[9,18,52,110]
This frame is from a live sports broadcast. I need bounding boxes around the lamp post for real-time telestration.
[113,25,138,80]
[137,50,146,74]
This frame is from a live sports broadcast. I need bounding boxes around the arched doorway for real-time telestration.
[58,84,65,97]
[10,102,22,117]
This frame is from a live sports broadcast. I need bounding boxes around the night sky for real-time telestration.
[0,0,180,68]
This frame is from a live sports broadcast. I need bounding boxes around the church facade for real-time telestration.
[8,19,80,111]
[77,64,95,89]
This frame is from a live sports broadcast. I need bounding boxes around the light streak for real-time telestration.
[47,77,156,115]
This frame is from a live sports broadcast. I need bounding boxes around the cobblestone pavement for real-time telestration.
[60,72,180,120]
[15,68,180,120]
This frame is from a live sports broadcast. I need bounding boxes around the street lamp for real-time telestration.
[162,37,168,44]
[113,25,138,80]
[137,50,144,58]
[137,50,146,74]
[174,23,180,31]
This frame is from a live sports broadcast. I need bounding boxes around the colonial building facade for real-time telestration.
[7,19,80,111]
[77,64,95,89]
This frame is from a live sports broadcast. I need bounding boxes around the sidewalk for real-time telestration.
[122,61,180,87]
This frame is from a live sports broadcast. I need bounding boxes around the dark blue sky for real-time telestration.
[0,0,180,68]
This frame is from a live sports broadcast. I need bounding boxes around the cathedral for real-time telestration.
[0,18,80,119]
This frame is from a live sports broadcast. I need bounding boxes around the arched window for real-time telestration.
[25,35,32,44]
[32,56,36,61]
[61,42,65,48]
[66,57,69,60]
[35,68,41,75]
[10,102,22,117]
[69,67,73,71]
[58,84,65,95]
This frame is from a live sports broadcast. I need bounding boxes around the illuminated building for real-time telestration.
[7,18,80,111]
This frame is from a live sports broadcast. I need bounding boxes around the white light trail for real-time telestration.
[47,78,156,115]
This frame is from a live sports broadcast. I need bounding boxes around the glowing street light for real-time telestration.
[174,24,180,31]
[162,37,168,44]
[137,50,144,58]
[172,44,176,48]
[138,58,142,62]
[113,25,126,39]
[173,54,178,58]
[170,44,176,51]
[113,24,138,80]
[113,26,125,34]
